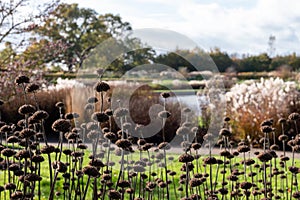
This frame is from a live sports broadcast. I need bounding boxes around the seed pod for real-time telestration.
[94,81,110,92]
[179,153,194,163]
[15,75,30,85]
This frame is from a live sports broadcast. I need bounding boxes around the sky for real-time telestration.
[64,0,300,56]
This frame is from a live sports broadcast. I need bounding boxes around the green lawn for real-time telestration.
[1,144,297,200]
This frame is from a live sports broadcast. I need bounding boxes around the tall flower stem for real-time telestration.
[49,170,59,200]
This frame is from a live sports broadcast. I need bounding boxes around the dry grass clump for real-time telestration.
[226,77,300,141]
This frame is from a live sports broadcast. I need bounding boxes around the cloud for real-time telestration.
[67,0,300,55]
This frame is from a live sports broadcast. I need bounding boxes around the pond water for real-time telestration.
[168,94,208,116]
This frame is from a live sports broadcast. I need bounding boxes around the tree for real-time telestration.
[288,53,300,71]
[155,52,192,71]
[155,48,212,72]
[236,53,271,72]
[32,3,133,71]
[0,0,58,68]
[209,48,233,72]
[0,0,58,101]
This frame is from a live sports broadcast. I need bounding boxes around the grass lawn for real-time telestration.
[1,143,297,200]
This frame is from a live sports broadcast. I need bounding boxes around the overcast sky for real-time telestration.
[67,0,300,56]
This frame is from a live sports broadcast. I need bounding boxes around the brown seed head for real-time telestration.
[15,75,29,85]
[25,83,39,93]
[94,81,110,92]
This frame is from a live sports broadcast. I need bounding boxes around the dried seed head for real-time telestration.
[87,96,98,104]
[41,145,56,154]
[104,132,117,140]
[32,155,44,163]
[278,118,286,124]
[15,149,32,159]
[289,112,300,121]
[182,107,192,113]
[224,116,230,122]
[84,103,94,111]
[237,145,250,153]
[179,153,194,163]
[158,142,171,150]
[55,102,64,108]
[123,122,132,129]
[19,128,36,139]
[240,182,252,190]
[137,139,146,146]
[11,191,23,199]
[78,144,88,150]
[115,139,132,149]
[94,81,110,92]
[0,124,12,132]
[105,109,113,116]
[287,140,296,147]
[189,178,202,187]
[32,110,49,121]
[289,166,299,174]
[158,181,167,188]
[52,119,71,133]
[261,125,273,133]
[55,161,67,173]
[108,189,121,199]
[158,110,171,119]
[18,104,35,115]
[270,144,279,150]
[1,148,16,157]
[5,183,16,190]
[92,112,109,123]
[219,128,231,137]
[257,152,273,162]
[87,130,100,140]
[141,143,153,151]
[25,83,39,93]
[220,150,231,157]
[86,122,98,130]
[203,133,214,141]
[114,108,129,118]
[24,173,42,182]
[260,119,273,127]
[161,92,170,98]
[8,163,20,172]
[293,191,300,198]
[203,157,217,165]
[192,143,201,150]
[89,159,105,168]
[7,136,19,143]
[83,166,100,177]
[176,126,190,136]
[15,75,29,85]
[278,134,288,141]
[133,164,146,173]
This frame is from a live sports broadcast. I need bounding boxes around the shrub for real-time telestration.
[226,77,300,140]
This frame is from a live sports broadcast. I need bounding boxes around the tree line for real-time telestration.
[1,1,300,75]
